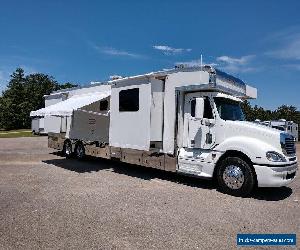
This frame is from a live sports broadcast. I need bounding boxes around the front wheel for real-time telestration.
[74,142,85,160]
[217,156,256,197]
[63,140,73,158]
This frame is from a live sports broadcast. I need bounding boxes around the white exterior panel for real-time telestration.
[150,79,164,141]
[163,71,210,154]
[31,118,40,133]
[245,85,257,99]
[44,116,62,133]
[39,117,45,129]
[109,80,151,150]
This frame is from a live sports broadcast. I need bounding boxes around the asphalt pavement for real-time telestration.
[0,137,299,249]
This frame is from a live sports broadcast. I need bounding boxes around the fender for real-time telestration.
[214,136,280,165]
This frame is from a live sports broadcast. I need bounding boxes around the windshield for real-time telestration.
[214,97,245,121]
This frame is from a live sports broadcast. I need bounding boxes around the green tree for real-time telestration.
[56,82,77,90]
[1,68,27,129]
[241,100,255,121]
[241,100,300,139]
[273,105,298,121]
[0,68,77,130]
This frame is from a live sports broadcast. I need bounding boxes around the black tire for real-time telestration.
[74,142,85,160]
[217,156,256,197]
[63,140,73,158]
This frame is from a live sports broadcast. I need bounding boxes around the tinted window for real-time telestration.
[214,97,245,121]
[204,97,213,119]
[99,100,108,111]
[119,88,139,112]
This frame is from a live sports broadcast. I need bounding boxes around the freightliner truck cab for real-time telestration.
[178,91,297,196]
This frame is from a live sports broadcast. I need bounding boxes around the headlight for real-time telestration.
[266,151,287,162]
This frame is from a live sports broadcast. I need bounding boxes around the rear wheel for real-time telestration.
[217,156,255,197]
[75,142,85,160]
[63,140,73,158]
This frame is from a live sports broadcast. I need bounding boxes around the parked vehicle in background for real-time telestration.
[31,65,298,196]
[255,119,298,141]
[31,91,68,135]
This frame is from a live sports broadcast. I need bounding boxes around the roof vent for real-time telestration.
[175,64,186,69]
[110,75,123,80]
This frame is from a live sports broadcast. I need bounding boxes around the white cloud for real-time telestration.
[153,45,192,55]
[0,70,10,94]
[216,55,256,73]
[175,59,217,67]
[265,27,300,60]
[175,55,257,73]
[216,55,254,65]
[284,64,300,71]
[0,71,4,81]
[266,37,300,60]
[20,65,38,75]
[93,45,142,58]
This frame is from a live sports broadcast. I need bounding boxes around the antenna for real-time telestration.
[200,54,203,70]
[200,54,203,82]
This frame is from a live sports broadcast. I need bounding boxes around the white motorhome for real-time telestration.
[31,91,68,134]
[31,66,298,196]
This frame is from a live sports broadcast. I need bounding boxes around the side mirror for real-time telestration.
[195,97,204,119]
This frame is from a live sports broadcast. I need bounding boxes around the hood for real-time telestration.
[233,121,280,136]
[221,120,282,152]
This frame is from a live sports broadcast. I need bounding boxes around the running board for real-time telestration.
[178,158,203,176]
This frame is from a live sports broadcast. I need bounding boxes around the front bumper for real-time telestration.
[254,162,298,187]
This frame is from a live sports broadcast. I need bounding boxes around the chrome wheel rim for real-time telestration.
[65,143,71,155]
[222,165,244,190]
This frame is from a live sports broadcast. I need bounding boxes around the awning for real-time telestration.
[30,91,110,117]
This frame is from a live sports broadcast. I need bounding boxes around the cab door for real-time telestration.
[183,93,215,149]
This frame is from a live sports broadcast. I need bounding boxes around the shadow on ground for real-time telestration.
[252,187,293,201]
[43,156,214,191]
[43,156,293,201]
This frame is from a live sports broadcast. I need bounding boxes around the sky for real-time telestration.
[0,0,300,110]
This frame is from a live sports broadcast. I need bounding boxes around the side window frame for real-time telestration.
[119,88,139,112]
[99,99,109,111]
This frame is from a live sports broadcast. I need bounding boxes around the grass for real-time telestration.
[0,129,37,138]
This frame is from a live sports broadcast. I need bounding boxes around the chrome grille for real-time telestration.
[284,137,296,155]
